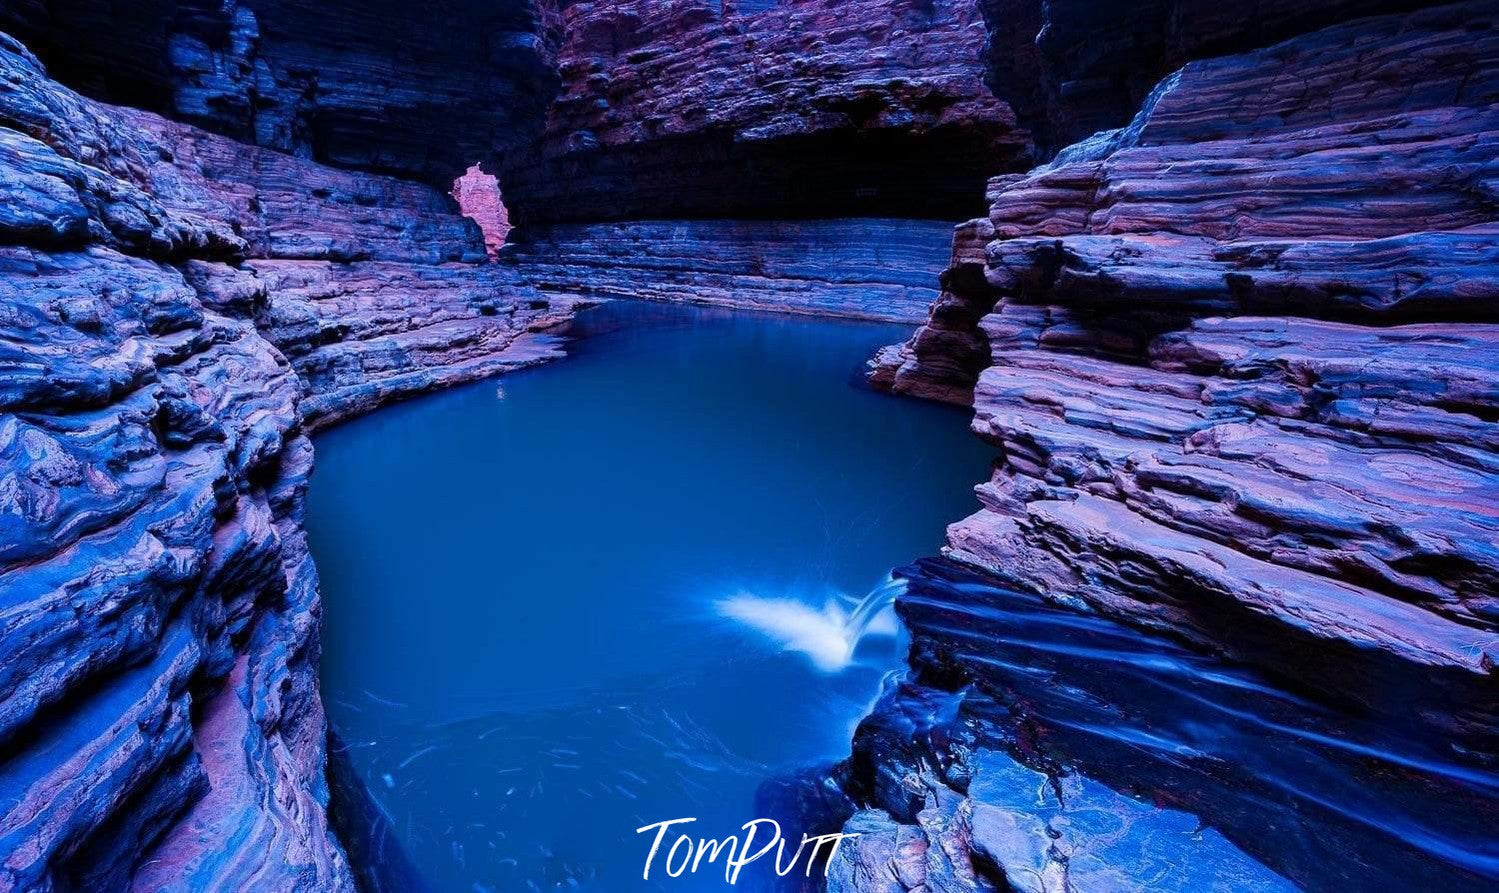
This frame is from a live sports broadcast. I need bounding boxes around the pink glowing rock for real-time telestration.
[452,164,512,256]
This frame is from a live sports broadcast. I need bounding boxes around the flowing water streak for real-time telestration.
[716,577,907,671]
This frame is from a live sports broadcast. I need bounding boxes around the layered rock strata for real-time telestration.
[0,35,573,890]
[499,0,1029,223]
[860,2,1499,888]
[0,0,560,186]
[832,560,1498,891]
[977,0,1430,154]
[496,0,1035,332]
[505,218,955,322]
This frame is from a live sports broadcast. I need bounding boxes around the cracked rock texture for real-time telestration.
[859,2,1499,888]
[0,35,573,890]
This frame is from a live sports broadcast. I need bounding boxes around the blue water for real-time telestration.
[306,301,995,892]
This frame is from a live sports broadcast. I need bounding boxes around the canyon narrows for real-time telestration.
[0,2,1496,892]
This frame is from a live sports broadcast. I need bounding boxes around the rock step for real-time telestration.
[507,219,958,322]
[853,558,1499,891]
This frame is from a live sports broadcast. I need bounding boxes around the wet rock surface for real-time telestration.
[0,37,575,890]
[829,559,1498,891]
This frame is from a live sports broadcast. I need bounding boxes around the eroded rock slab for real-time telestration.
[828,559,1498,891]
[505,219,956,322]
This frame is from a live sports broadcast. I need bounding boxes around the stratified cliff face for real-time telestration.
[0,0,560,186]
[7,0,1499,889]
[500,0,1028,223]
[499,0,1025,320]
[977,0,1432,154]
[507,219,956,321]
[857,2,1499,888]
[0,34,573,890]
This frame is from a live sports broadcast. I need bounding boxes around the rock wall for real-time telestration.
[505,218,956,321]
[858,2,1499,888]
[498,0,1029,224]
[494,0,1022,324]
[832,559,1499,891]
[0,35,576,890]
[0,0,561,186]
[977,0,1432,154]
[7,1,1499,889]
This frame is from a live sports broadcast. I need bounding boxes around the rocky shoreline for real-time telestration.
[0,35,575,888]
[847,2,1499,889]
[827,557,1497,891]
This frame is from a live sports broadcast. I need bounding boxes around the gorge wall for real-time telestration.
[499,0,1029,319]
[0,0,560,188]
[0,26,574,889]
[497,0,1027,223]
[509,219,954,322]
[975,0,1436,155]
[498,1,1444,322]
[852,1,1499,889]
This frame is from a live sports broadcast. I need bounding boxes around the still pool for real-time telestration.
[306,300,995,891]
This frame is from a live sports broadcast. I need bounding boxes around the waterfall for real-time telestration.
[843,576,905,641]
[716,576,908,672]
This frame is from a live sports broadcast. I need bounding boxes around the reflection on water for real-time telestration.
[306,301,994,891]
